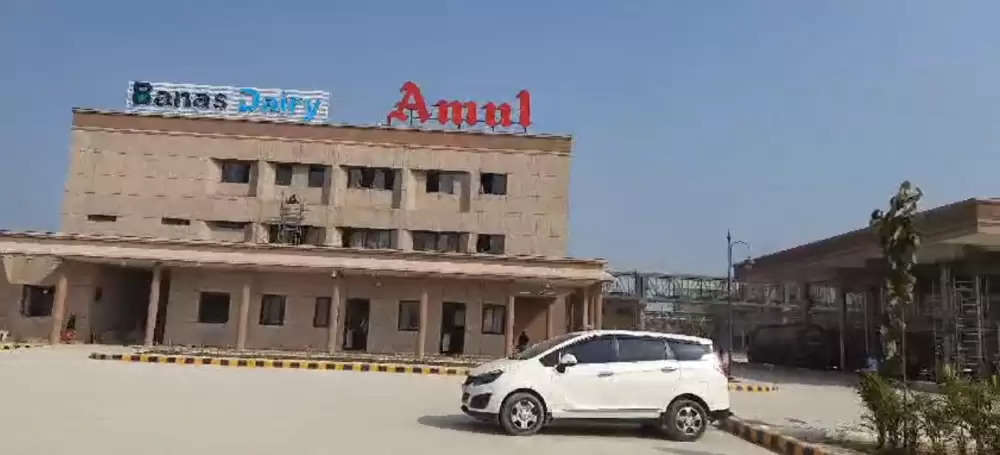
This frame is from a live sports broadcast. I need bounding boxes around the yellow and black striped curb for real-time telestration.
[722,417,836,455]
[728,383,779,392]
[89,352,471,376]
[1,344,40,351]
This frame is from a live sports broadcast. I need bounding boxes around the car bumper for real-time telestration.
[709,408,732,421]
[461,405,497,422]
[461,383,503,414]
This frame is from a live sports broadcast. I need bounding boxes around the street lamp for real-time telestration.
[726,230,752,374]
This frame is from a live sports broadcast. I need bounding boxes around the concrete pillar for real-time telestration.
[327,276,342,353]
[581,287,590,330]
[838,287,847,371]
[49,271,69,345]
[546,295,559,339]
[595,284,604,330]
[417,287,429,358]
[144,265,162,346]
[236,279,251,350]
[505,294,515,356]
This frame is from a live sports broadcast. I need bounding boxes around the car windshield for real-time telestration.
[512,333,579,360]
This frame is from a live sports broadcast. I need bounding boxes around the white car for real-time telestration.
[461,330,731,440]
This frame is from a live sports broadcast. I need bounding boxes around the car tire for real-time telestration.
[499,392,545,436]
[662,398,708,442]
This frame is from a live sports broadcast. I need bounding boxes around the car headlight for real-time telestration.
[469,370,503,385]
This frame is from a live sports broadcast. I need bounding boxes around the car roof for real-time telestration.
[566,330,713,345]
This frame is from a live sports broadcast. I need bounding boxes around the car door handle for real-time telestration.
[597,371,614,377]
[661,366,678,373]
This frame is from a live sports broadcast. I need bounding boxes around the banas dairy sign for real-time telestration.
[126,81,330,123]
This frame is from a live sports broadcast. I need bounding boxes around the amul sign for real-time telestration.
[126,81,330,123]
[386,81,532,131]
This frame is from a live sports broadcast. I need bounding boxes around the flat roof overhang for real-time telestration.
[0,231,612,287]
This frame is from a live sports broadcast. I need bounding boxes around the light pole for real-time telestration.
[726,230,752,374]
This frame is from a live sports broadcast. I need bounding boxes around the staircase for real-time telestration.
[954,277,984,376]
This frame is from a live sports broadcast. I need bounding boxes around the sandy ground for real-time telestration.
[1,345,769,455]
[731,363,870,454]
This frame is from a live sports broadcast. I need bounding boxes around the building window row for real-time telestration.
[216,160,507,195]
[196,291,507,335]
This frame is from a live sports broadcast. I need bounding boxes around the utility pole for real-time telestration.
[727,230,751,376]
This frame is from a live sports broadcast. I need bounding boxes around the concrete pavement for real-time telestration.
[1,345,771,455]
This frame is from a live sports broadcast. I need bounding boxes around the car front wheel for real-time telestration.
[499,392,545,436]
[662,399,708,441]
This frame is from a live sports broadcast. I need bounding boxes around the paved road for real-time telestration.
[1,346,769,455]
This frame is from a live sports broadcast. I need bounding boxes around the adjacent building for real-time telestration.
[0,108,610,357]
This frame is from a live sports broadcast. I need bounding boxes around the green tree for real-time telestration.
[870,180,923,451]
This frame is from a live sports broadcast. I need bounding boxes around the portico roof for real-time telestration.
[0,230,612,285]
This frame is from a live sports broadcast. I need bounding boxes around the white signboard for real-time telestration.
[126,81,330,124]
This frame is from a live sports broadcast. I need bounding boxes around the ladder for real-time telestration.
[954,276,984,376]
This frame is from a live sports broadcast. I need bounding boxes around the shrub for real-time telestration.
[858,372,903,448]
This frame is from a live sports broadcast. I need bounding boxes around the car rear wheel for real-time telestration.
[499,392,545,436]
[662,399,708,442]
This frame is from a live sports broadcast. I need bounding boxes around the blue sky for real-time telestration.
[3,1,1000,275]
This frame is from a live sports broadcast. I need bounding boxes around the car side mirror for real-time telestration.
[556,353,578,373]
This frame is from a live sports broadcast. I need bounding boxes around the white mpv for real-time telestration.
[461,330,731,440]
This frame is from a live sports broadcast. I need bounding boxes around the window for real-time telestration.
[617,336,668,362]
[668,341,712,361]
[426,171,460,194]
[259,294,286,326]
[563,336,616,364]
[308,165,326,188]
[342,228,393,249]
[208,220,248,231]
[346,167,394,190]
[480,173,507,195]
[87,214,117,222]
[398,300,420,331]
[275,163,293,186]
[161,217,190,226]
[220,161,252,183]
[313,297,331,328]
[476,234,505,254]
[268,224,324,245]
[482,304,505,334]
[412,231,462,252]
[198,292,230,324]
[20,285,54,317]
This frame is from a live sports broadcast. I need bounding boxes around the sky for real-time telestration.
[3,1,1000,276]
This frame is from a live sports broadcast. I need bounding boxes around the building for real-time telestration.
[737,198,1000,378]
[0,107,610,357]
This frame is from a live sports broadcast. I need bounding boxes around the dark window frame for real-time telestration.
[208,220,249,231]
[20,285,55,317]
[198,292,231,324]
[476,234,505,254]
[481,304,506,335]
[308,165,326,188]
[615,336,671,362]
[397,300,420,331]
[220,160,252,184]
[274,163,293,186]
[259,294,287,326]
[667,340,712,361]
[345,166,395,191]
[161,217,190,226]
[412,231,463,253]
[559,335,617,364]
[425,170,459,194]
[313,297,331,328]
[341,228,394,249]
[480,173,507,195]
[87,214,117,222]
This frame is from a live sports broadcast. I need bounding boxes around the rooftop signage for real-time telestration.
[386,81,532,132]
[126,81,330,123]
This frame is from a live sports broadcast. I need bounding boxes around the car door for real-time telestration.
[548,335,619,413]
[610,336,681,412]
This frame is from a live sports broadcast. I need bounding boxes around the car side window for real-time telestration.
[668,341,710,361]
[539,351,560,367]
[562,336,616,364]
[616,336,668,362]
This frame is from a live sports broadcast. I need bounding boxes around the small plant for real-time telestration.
[858,372,902,449]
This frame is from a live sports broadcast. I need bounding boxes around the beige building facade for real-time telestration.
[0,109,610,357]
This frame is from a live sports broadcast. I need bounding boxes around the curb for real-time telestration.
[1,344,40,351]
[728,383,779,393]
[721,417,836,455]
[89,352,471,376]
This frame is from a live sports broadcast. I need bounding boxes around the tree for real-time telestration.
[870,180,922,452]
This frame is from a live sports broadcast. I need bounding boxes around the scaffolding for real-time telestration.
[269,194,306,245]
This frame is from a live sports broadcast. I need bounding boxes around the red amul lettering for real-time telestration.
[386,81,532,130]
